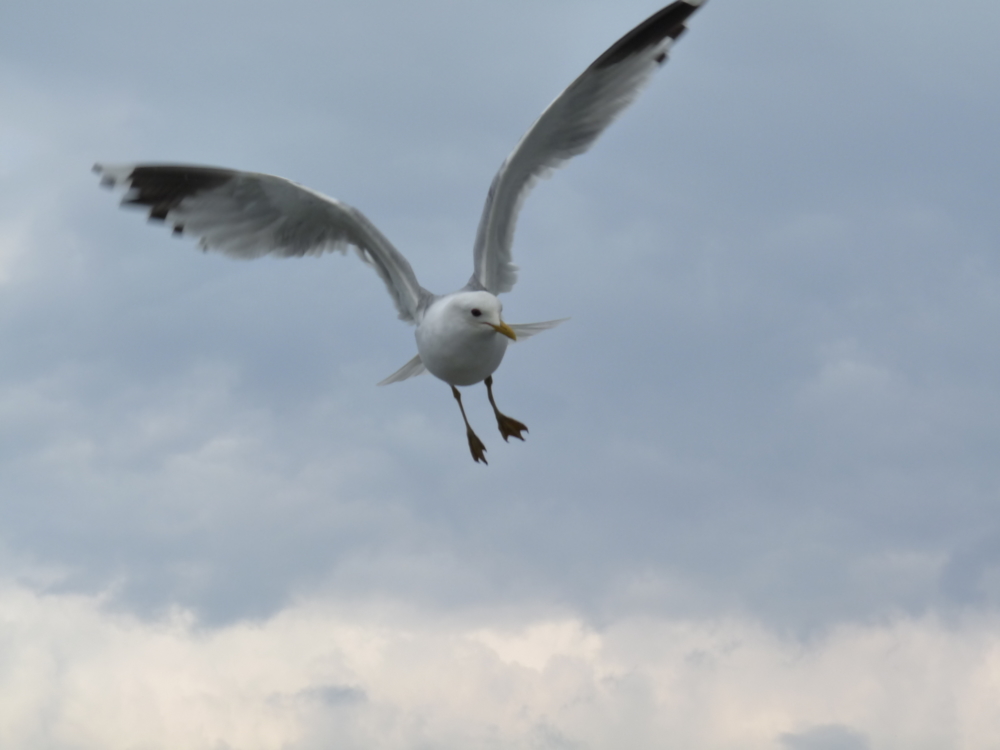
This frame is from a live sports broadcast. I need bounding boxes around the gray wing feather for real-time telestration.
[510,319,569,340]
[377,353,427,386]
[470,0,706,294]
[95,163,431,324]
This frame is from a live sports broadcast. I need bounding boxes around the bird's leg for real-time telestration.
[485,376,528,442]
[451,385,488,464]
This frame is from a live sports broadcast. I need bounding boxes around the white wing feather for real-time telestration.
[470,0,706,294]
[377,354,427,386]
[509,319,569,340]
[95,163,430,323]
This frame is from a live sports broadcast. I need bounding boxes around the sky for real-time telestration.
[1,0,999,747]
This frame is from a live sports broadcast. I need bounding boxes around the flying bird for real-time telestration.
[95,0,708,464]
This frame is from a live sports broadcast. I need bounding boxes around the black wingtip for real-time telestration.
[116,165,235,224]
[592,0,705,70]
[147,205,169,222]
[94,163,118,189]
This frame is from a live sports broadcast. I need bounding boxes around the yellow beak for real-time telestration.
[489,321,517,341]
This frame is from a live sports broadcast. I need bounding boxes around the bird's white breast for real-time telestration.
[415,297,509,386]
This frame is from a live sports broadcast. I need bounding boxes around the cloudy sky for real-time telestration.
[2,0,999,747]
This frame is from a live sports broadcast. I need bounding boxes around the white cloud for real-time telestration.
[1,583,997,750]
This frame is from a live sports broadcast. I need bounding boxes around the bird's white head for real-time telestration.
[449,291,516,340]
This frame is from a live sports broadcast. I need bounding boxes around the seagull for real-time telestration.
[94,0,707,464]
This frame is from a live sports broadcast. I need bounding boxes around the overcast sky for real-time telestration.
[2,1,999,748]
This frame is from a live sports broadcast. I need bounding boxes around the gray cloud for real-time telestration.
[1,0,999,640]
[780,725,870,750]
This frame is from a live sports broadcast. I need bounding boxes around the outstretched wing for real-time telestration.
[469,0,707,295]
[95,163,431,323]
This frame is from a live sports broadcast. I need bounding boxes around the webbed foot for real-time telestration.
[466,428,489,464]
[452,384,489,465]
[495,413,528,442]
[484,375,528,443]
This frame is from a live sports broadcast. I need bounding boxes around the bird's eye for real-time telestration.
[471,309,482,317]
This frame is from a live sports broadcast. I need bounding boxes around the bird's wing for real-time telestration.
[509,319,569,341]
[377,353,427,386]
[469,0,707,295]
[95,163,431,324]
